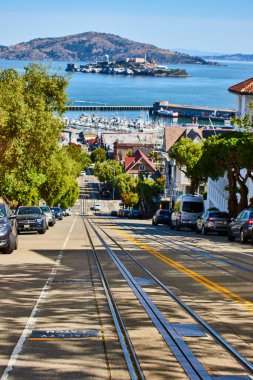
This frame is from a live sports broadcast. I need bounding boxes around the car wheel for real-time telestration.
[201,225,207,235]
[152,219,155,225]
[175,223,180,231]
[38,225,47,234]
[240,230,248,244]
[2,235,15,254]
[227,229,235,241]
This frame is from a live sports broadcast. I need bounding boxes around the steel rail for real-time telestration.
[92,217,253,377]
[83,218,145,380]
[88,218,213,380]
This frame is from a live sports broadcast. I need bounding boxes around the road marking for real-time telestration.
[1,217,77,380]
[104,224,253,313]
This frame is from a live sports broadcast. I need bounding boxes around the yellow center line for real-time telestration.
[99,221,253,313]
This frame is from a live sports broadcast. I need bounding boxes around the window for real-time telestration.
[182,202,204,213]
[140,164,145,171]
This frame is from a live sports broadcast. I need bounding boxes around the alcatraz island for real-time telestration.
[66,55,189,78]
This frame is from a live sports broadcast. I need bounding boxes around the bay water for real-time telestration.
[1,59,253,121]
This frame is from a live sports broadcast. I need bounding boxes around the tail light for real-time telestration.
[178,212,181,221]
[246,219,253,225]
[207,218,214,222]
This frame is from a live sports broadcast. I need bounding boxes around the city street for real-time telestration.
[1,175,253,379]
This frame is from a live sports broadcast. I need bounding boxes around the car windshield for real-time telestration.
[0,205,6,218]
[160,210,171,215]
[182,202,204,213]
[209,212,229,218]
[249,212,253,219]
[40,206,50,212]
[51,207,61,212]
[17,207,41,215]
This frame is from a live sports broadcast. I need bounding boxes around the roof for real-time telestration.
[228,78,253,95]
[164,126,187,151]
[125,149,156,172]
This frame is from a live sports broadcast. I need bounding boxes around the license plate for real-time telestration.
[24,224,30,229]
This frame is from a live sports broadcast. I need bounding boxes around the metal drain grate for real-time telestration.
[171,324,206,337]
[30,329,99,339]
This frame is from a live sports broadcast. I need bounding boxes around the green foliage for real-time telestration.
[90,148,107,163]
[201,131,253,214]
[136,178,163,217]
[0,64,81,208]
[169,138,206,194]
[62,144,91,170]
[94,160,123,183]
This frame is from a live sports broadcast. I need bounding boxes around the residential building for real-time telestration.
[228,77,253,118]
[124,149,157,178]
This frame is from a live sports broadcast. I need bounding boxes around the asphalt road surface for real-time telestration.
[1,175,253,379]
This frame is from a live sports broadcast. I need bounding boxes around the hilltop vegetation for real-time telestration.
[0,31,213,64]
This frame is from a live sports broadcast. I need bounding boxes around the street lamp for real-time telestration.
[109,167,116,200]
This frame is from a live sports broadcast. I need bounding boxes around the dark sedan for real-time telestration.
[16,206,47,234]
[50,207,63,220]
[228,209,253,243]
[152,209,172,226]
[196,210,230,235]
[0,203,18,254]
[128,209,142,219]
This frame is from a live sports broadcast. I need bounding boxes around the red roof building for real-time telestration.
[228,78,253,118]
[124,149,157,177]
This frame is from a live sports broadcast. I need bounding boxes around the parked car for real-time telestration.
[117,209,124,217]
[16,206,47,234]
[50,207,63,220]
[228,209,253,244]
[40,205,55,227]
[110,210,118,217]
[171,194,204,230]
[0,203,18,254]
[122,209,131,217]
[94,204,101,211]
[152,209,172,226]
[196,210,230,235]
[65,209,72,216]
[128,209,142,219]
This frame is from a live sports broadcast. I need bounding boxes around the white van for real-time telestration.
[171,194,204,230]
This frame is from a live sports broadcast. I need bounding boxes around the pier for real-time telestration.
[66,105,152,111]
[65,102,235,121]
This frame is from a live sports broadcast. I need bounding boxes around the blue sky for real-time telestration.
[1,0,252,54]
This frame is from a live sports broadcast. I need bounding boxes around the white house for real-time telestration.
[228,77,253,118]
[206,78,253,212]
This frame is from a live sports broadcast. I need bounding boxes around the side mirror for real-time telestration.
[10,214,16,219]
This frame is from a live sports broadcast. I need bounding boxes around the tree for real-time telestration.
[90,148,107,163]
[0,63,81,208]
[169,138,206,194]
[201,131,253,216]
[136,178,163,217]
[114,173,139,207]
[94,160,123,183]
[62,144,91,170]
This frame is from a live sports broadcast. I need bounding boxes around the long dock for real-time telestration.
[66,105,152,111]
[65,102,235,121]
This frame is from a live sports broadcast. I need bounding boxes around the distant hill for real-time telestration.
[0,32,214,65]
[204,53,253,62]
[171,48,224,57]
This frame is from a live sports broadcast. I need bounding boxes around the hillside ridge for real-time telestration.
[0,31,214,64]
